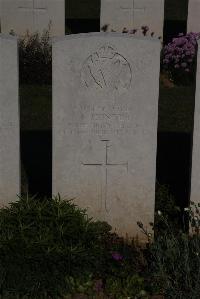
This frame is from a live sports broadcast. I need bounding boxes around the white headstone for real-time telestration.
[52,33,161,240]
[100,0,164,38]
[0,34,20,206]
[190,41,200,208]
[0,0,2,32]
[1,0,65,36]
[187,0,200,33]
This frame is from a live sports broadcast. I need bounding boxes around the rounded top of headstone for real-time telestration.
[52,32,161,45]
[0,33,18,41]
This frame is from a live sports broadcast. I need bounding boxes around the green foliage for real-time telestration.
[93,232,150,298]
[0,195,150,298]
[65,274,95,297]
[17,29,52,85]
[146,202,200,299]
[101,233,147,280]
[19,85,51,131]
[158,85,195,133]
[0,195,112,298]
[4,186,199,298]
[155,183,182,232]
[104,274,148,299]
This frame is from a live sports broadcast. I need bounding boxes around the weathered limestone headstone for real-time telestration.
[100,0,164,38]
[187,0,200,33]
[190,41,200,208]
[53,33,161,240]
[0,34,20,206]
[1,0,65,36]
[0,0,2,32]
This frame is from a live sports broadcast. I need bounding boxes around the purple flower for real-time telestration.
[163,31,200,74]
[163,59,169,64]
[94,279,103,293]
[174,64,180,69]
[129,29,137,34]
[111,251,123,261]
[141,25,149,31]
[172,37,187,46]
[186,51,191,56]
[141,25,149,36]
[181,62,187,68]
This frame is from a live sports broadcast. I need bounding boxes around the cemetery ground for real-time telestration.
[9,75,197,298]
[1,31,200,298]
[1,0,200,297]
[0,191,199,299]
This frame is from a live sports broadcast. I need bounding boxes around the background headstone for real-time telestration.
[0,0,2,32]
[66,0,100,20]
[190,40,200,207]
[1,0,65,36]
[0,34,20,206]
[52,33,161,240]
[165,0,188,21]
[66,0,100,34]
[187,0,200,33]
[100,0,164,38]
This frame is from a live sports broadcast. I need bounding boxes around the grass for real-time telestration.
[158,85,195,133]
[20,85,52,131]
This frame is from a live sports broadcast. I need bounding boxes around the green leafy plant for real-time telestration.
[64,274,95,297]
[154,183,182,233]
[17,28,52,85]
[102,232,147,280]
[0,195,112,298]
[92,232,150,298]
[138,201,200,299]
[104,274,148,299]
[0,194,153,298]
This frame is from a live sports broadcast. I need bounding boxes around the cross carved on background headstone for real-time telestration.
[18,0,47,28]
[120,0,145,29]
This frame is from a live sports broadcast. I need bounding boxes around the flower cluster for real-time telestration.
[163,32,200,73]
[122,25,158,38]
[111,251,123,261]
[101,24,161,38]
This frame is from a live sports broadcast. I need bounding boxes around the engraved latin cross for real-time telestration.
[18,0,47,29]
[120,0,145,29]
[81,140,128,212]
